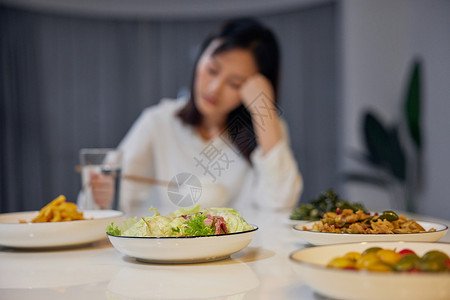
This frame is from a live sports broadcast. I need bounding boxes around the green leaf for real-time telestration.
[363,112,391,165]
[386,127,406,181]
[362,112,406,182]
[290,189,367,220]
[183,213,214,236]
[404,60,422,150]
[106,222,121,236]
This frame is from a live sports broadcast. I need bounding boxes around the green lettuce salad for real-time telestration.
[106,205,254,237]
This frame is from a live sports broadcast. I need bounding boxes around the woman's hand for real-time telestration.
[240,74,282,154]
[240,74,275,111]
[90,172,115,209]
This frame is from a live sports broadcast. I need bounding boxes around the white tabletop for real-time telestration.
[1,209,449,300]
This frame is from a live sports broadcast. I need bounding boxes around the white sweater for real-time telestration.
[117,98,302,217]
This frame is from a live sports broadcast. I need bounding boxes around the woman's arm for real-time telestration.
[239,74,282,155]
[240,74,303,209]
[249,123,303,210]
[117,108,157,215]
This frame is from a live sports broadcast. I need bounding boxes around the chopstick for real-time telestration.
[122,174,173,187]
[76,165,172,187]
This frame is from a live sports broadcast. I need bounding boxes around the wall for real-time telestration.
[340,0,450,219]
[3,0,448,219]
[0,2,338,212]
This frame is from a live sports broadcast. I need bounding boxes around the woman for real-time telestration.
[90,18,302,217]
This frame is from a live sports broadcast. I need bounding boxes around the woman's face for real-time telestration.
[194,40,258,125]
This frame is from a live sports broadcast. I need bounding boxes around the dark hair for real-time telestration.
[177,17,280,162]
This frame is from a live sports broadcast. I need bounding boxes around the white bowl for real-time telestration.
[292,221,448,245]
[0,210,124,248]
[108,226,258,264]
[290,241,450,300]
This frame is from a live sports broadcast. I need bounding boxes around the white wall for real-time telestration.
[340,0,450,219]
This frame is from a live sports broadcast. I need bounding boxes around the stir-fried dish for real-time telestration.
[106,205,254,237]
[303,209,436,234]
[327,247,450,273]
[290,189,367,221]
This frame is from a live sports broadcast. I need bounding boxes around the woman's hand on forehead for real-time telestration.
[239,74,275,113]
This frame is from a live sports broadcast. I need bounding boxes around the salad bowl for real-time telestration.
[106,205,257,263]
[108,225,258,264]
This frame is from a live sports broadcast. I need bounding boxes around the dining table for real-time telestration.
[1,208,449,300]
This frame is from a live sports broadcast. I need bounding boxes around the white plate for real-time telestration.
[290,241,450,300]
[107,226,258,264]
[0,210,124,248]
[292,221,448,245]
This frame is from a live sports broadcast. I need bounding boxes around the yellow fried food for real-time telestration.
[25,195,86,223]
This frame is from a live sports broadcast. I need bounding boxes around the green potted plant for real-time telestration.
[344,59,422,212]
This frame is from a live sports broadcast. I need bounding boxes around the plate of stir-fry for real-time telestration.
[292,208,448,245]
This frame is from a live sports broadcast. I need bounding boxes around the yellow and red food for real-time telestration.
[327,247,450,273]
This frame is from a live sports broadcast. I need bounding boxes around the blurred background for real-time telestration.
[1,0,449,220]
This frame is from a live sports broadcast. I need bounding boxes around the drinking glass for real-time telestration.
[79,148,122,210]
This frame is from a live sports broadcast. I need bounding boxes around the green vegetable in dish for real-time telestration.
[290,189,367,220]
[183,213,215,236]
[106,222,121,236]
[378,210,399,222]
[106,205,253,238]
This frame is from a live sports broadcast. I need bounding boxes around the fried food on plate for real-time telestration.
[20,195,86,223]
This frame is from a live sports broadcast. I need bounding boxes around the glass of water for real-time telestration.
[79,148,123,210]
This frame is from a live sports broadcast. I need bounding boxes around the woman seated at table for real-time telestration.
[85,17,303,217]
